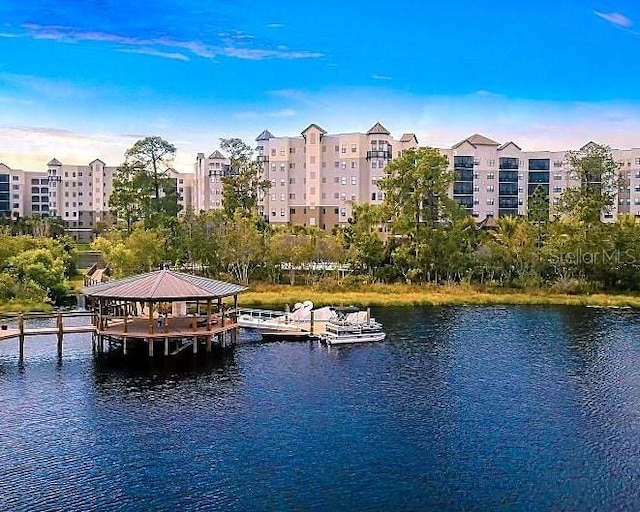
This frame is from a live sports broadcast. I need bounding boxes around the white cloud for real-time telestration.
[594,11,633,28]
[11,23,323,61]
[371,74,392,81]
[266,23,285,29]
[118,48,190,61]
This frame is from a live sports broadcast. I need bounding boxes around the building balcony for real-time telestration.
[367,149,392,160]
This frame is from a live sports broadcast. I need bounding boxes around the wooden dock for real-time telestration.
[0,310,240,361]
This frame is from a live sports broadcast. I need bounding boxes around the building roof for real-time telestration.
[47,158,62,166]
[400,133,418,143]
[82,269,248,301]
[452,133,500,149]
[301,123,327,135]
[89,158,106,165]
[209,150,226,159]
[476,214,498,230]
[255,129,274,141]
[498,141,522,151]
[366,122,390,135]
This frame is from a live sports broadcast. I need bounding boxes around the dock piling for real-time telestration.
[18,313,24,361]
[56,313,63,358]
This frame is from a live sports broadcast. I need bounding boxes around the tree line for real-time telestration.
[92,136,640,294]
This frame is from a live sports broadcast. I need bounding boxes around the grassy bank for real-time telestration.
[0,301,54,314]
[240,283,640,308]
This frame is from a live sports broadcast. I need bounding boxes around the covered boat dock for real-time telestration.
[82,270,247,357]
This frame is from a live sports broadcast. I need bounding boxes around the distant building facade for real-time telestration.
[3,122,640,241]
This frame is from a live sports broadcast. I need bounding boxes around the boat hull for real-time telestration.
[324,332,386,345]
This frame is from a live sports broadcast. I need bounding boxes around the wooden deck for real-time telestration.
[0,325,95,341]
[0,310,240,360]
[99,316,237,339]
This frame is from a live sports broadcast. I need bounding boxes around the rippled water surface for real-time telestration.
[1,306,639,511]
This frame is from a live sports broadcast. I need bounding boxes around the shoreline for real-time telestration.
[4,285,640,313]
[240,284,640,309]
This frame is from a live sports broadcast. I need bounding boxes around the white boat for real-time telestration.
[237,301,316,333]
[321,319,386,345]
[321,307,386,345]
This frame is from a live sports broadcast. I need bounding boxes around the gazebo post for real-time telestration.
[124,305,128,334]
[148,301,154,334]
[219,298,224,327]
[164,337,169,357]
[207,299,212,331]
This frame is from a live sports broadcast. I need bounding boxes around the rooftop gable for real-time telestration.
[209,150,226,159]
[452,133,500,149]
[400,133,418,144]
[255,129,274,141]
[366,122,390,135]
[301,123,327,135]
[47,158,62,166]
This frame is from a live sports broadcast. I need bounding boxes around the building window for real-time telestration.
[553,186,562,193]
[351,176,357,185]
[289,193,295,199]
[350,162,357,169]
[289,178,295,184]
[341,177,347,185]
[341,162,347,170]
[280,209,285,217]
[351,144,357,153]
[487,185,494,192]
[487,199,494,205]
[334,192,339,199]
[289,147,296,154]
[334,161,339,168]
[554,174,562,180]
[487,173,495,180]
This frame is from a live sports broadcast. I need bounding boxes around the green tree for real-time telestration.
[109,161,149,233]
[557,143,620,223]
[219,138,271,217]
[124,136,181,223]
[344,203,385,280]
[219,212,264,285]
[379,147,458,236]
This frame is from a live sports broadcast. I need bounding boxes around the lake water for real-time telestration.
[0,306,639,511]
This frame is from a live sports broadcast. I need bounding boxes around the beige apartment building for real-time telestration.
[194,123,640,229]
[3,122,640,242]
[253,123,418,229]
[0,159,192,242]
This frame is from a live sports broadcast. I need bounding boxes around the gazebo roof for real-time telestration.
[82,270,247,301]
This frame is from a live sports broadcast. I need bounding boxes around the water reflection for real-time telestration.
[0,305,638,511]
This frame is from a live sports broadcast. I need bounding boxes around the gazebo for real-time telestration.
[82,269,247,357]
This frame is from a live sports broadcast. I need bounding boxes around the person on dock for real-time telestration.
[157,313,165,332]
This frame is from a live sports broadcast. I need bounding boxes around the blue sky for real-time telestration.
[1,0,640,171]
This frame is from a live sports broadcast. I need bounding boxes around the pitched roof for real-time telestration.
[366,122,390,135]
[400,133,418,143]
[255,129,274,141]
[47,158,62,166]
[452,133,500,149]
[209,150,226,159]
[89,158,106,165]
[498,141,522,151]
[82,269,247,301]
[476,214,498,230]
[301,123,327,135]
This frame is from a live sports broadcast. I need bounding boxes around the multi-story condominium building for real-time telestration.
[0,159,193,242]
[252,123,419,229]
[0,163,49,219]
[443,136,640,221]
[193,150,230,212]
[196,126,640,227]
